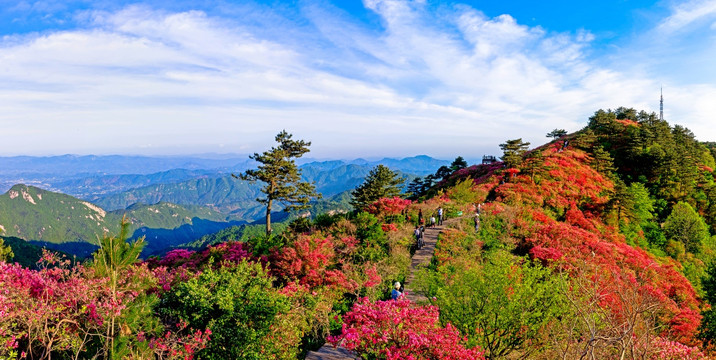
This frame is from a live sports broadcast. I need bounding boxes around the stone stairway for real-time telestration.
[305,222,450,359]
[403,224,442,302]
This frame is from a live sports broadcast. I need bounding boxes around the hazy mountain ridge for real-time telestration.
[0,154,448,194]
[92,160,428,215]
[0,155,448,258]
[0,154,251,176]
[0,185,251,257]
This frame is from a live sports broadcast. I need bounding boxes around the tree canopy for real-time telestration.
[499,138,531,169]
[546,128,567,139]
[450,156,468,171]
[0,238,12,262]
[237,130,321,235]
[350,165,404,210]
[664,202,710,254]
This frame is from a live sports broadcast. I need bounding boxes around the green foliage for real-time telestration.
[92,217,145,280]
[664,202,710,254]
[248,232,289,256]
[0,236,51,267]
[627,183,655,223]
[158,261,292,360]
[429,252,567,358]
[546,128,568,139]
[590,145,616,174]
[350,165,404,210]
[288,216,312,233]
[699,261,716,344]
[499,138,531,169]
[353,212,389,262]
[238,130,321,235]
[643,222,667,249]
[615,182,656,248]
[450,156,468,171]
[0,237,12,262]
[448,178,479,205]
[478,214,508,252]
[91,216,148,358]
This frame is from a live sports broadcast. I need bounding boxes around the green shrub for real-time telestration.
[430,252,567,358]
[158,261,292,359]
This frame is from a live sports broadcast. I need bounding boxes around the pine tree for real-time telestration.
[350,165,404,210]
[406,177,425,200]
[91,216,146,358]
[450,156,468,171]
[499,138,531,168]
[237,130,321,235]
[546,129,567,139]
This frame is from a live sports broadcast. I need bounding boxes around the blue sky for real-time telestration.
[1,0,716,159]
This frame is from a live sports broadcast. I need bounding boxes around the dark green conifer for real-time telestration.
[237,130,321,235]
[350,165,404,210]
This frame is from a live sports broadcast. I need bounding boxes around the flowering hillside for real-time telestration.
[2,108,716,359]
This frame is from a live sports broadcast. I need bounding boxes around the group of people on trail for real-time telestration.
[396,204,485,300]
[414,207,445,249]
[417,207,443,228]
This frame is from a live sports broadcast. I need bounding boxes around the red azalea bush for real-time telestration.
[147,241,252,271]
[272,235,349,290]
[329,297,484,360]
[648,337,707,359]
[381,223,398,232]
[0,251,209,359]
[366,197,412,216]
[481,147,702,344]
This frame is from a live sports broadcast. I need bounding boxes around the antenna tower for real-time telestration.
[660,87,664,121]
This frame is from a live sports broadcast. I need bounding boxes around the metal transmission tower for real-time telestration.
[660,87,664,121]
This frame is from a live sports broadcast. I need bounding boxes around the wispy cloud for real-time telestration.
[658,0,716,33]
[0,0,715,158]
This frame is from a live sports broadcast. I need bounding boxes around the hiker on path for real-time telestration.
[474,213,480,232]
[419,225,425,248]
[430,215,436,228]
[391,282,403,300]
[438,206,444,226]
[414,227,422,249]
[418,209,424,226]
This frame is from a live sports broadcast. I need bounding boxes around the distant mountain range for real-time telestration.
[0,154,450,195]
[0,154,452,258]
[0,185,248,257]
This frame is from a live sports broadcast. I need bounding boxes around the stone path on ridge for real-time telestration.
[304,221,450,360]
[403,223,443,302]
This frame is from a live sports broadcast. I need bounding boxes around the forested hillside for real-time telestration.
[0,186,248,257]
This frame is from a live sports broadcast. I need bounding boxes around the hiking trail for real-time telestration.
[304,221,451,359]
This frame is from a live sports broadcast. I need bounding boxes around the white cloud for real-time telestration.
[658,0,716,33]
[1,0,716,159]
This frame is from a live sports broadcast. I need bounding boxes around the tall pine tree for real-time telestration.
[350,165,404,210]
[237,130,321,235]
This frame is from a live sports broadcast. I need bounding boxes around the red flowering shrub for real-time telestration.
[366,197,412,216]
[147,241,252,271]
[615,118,640,127]
[0,251,209,359]
[381,223,398,232]
[329,297,484,360]
[272,235,348,289]
[471,147,703,346]
[648,337,706,359]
